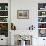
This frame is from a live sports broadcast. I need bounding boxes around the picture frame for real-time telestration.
[17,10,29,19]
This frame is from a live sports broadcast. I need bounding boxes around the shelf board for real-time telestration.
[38,37,46,38]
[38,28,46,29]
[38,16,46,17]
[0,22,8,23]
[0,16,8,17]
[38,22,46,23]
[0,10,8,11]
[38,10,46,11]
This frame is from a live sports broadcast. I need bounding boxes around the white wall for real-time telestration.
[0,0,9,45]
[11,0,46,30]
[11,0,46,46]
[11,0,38,30]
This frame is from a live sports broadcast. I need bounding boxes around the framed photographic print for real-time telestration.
[17,10,29,19]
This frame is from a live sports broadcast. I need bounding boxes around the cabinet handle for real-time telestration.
[1,39,3,40]
[43,39,45,40]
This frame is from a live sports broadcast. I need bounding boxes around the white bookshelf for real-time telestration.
[0,10,8,11]
[38,28,46,29]
[0,16,8,17]
[38,16,46,17]
[38,3,46,37]
[0,3,8,38]
[0,22,8,23]
[38,10,46,11]
[0,3,8,23]
[38,22,46,23]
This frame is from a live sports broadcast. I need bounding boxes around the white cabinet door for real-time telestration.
[38,38,46,46]
[0,36,8,45]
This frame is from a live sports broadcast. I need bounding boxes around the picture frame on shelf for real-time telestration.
[38,3,46,10]
[17,10,29,19]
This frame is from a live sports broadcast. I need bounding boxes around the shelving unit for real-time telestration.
[0,3,8,37]
[38,10,46,11]
[38,3,46,37]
